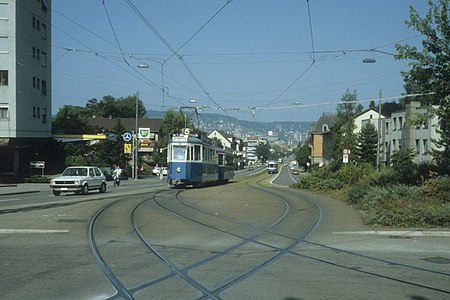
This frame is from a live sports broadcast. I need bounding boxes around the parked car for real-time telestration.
[152,167,167,176]
[50,166,107,196]
[291,168,300,175]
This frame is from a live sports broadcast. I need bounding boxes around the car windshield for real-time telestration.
[62,168,87,176]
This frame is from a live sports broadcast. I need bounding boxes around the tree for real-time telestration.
[330,90,359,168]
[356,122,378,166]
[86,94,146,118]
[395,0,450,170]
[91,119,129,169]
[52,105,94,134]
[293,141,310,169]
[256,142,272,162]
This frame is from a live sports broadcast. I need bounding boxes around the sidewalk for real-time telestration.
[0,183,42,196]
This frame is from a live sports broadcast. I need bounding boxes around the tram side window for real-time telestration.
[194,145,201,161]
[173,146,186,160]
[187,146,191,161]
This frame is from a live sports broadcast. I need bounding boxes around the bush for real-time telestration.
[421,176,450,203]
[336,163,374,185]
[24,175,52,183]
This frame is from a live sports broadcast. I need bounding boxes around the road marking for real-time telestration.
[0,198,20,202]
[334,231,450,237]
[0,229,69,234]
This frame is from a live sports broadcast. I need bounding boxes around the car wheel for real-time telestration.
[99,183,106,193]
[81,184,89,195]
[53,190,61,196]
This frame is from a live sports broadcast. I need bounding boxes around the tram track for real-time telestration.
[87,175,449,299]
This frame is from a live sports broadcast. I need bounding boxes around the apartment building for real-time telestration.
[0,0,51,175]
[383,102,441,164]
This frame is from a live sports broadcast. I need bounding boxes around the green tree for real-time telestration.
[91,119,128,168]
[293,141,311,169]
[256,142,272,162]
[86,94,146,118]
[356,122,378,166]
[330,90,359,168]
[52,105,94,134]
[395,0,450,170]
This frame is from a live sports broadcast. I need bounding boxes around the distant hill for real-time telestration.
[146,110,313,144]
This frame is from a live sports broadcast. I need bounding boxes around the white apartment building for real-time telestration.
[383,102,441,164]
[0,0,51,176]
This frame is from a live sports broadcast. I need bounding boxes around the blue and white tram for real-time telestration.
[167,131,235,187]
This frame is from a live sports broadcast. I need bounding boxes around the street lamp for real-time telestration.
[137,59,166,107]
[363,58,382,170]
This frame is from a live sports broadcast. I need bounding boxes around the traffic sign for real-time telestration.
[124,143,132,154]
[123,132,132,142]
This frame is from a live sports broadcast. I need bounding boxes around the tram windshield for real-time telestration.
[173,146,186,161]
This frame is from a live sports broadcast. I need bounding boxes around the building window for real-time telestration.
[37,107,40,118]
[0,36,7,53]
[33,16,36,28]
[0,70,8,85]
[37,19,40,32]
[33,46,36,58]
[415,139,420,155]
[33,76,36,88]
[37,49,40,60]
[33,106,36,118]
[0,107,8,119]
[42,80,47,95]
[41,51,47,67]
[37,78,40,89]
[399,117,403,130]
[0,3,8,19]
[41,23,47,39]
[423,139,429,154]
[41,108,47,123]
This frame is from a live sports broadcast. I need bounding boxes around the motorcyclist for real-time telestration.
[112,164,122,186]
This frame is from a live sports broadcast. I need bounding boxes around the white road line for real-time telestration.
[334,231,450,237]
[0,198,20,202]
[0,229,69,234]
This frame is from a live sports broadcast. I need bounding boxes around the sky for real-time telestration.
[51,0,430,123]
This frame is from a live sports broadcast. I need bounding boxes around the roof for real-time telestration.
[88,117,163,133]
[312,114,336,134]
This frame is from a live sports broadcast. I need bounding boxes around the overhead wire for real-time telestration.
[264,0,317,108]
[123,0,228,112]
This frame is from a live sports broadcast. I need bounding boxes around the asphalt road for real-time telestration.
[0,170,449,299]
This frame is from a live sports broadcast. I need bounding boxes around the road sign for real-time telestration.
[138,128,150,139]
[30,161,45,168]
[123,132,132,142]
[343,154,349,164]
[124,143,132,154]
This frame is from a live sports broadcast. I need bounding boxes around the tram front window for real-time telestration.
[173,146,186,161]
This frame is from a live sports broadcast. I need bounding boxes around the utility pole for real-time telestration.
[376,89,382,171]
[135,92,139,179]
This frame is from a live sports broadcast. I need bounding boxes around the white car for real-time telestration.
[152,167,167,176]
[50,166,107,196]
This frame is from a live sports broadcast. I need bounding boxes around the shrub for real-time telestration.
[421,176,450,203]
[24,175,52,183]
[336,163,374,185]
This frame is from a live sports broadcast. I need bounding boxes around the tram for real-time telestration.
[267,161,278,174]
[167,130,235,187]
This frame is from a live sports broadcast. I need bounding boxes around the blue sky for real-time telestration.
[51,0,429,122]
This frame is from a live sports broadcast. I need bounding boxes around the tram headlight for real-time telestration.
[176,167,181,173]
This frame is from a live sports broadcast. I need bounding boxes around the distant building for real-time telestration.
[309,114,335,166]
[0,0,52,176]
[354,109,385,134]
[208,129,245,169]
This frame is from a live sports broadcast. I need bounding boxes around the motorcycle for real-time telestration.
[113,173,121,186]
